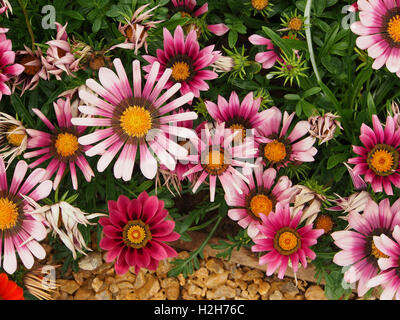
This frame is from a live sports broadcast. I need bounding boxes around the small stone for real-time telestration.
[305,285,327,300]
[205,258,224,274]
[236,279,247,291]
[247,283,259,296]
[232,268,243,280]
[281,281,299,297]
[269,290,283,300]
[182,288,196,300]
[162,278,180,300]
[177,274,186,286]
[240,290,249,299]
[91,277,104,292]
[205,271,229,289]
[74,288,93,300]
[226,280,237,288]
[109,283,119,294]
[134,270,146,289]
[194,267,209,281]
[187,283,202,296]
[78,252,103,271]
[156,260,172,277]
[117,281,134,290]
[242,269,263,281]
[258,282,271,296]
[150,290,166,300]
[136,275,160,300]
[94,289,112,300]
[115,272,136,284]
[94,263,113,275]
[59,280,80,295]
[72,272,84,286]
[213,285,236,299]
[177,251,190,260]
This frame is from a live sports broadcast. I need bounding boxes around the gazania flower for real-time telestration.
[183,122,257,202]
[14,46,52,94]
[249,0,272,16]
[24,97,95,190]
[109,4,163,55]
[348,114,400,195]
[226,158,298,239]
[308,112,343,145]
[327,191,371,216]
[99,192,180,275]
[292,184,325,225]
[332,198,400,297]
[24,197,105,259]
[46,22,79,79]
[252,203,324,279]
[0,273,24,300]
[170,0,229,36]
[0,112,27,166]
[278,10,306,37]
[350,1,400,75]
[0,30,24,100]
[249,34,282,70]
[143,25,220,100]
[0,158,52,274]
[0,1,12,17]
[255,106,317,170]
[205,91,266,144]
[71,58,197,180]
[344,162,367,191]
[367,225,400,300]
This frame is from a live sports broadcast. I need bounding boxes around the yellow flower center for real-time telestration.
[315,214,334,234]
[54,133,79,157]
[207,150,224,169]
[388,15,400,43]
[171,61,190,81]
[122,220,151,249]
[370,149,394,173]
[264,140,287,163]
[179,11,192,18]
[251,0,269,10]
[0,198,19,231]
[288,17,303,31]
[126,225,146,244]
[249,194,272,218]
[371,241,389,259]
[278,231,299,251]
[274,227,301,255]
[120,106,152,138]
[229,124,246,143]
[6,126,25,147]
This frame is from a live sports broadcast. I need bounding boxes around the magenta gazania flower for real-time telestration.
[367,225,400,300]
[0,158,52,274]
[0,1,12,17]
[249,34,282,69]
[182,122,257,202]
[226,158,298,239]
[46,22,79,79]
[348,114,400,195]
[71,58,197,180]
[99,192,180,275]
[170,0,229,36]
[14,46,52,95]
[350,1,400,75]
[0,30,24,100]
[252,203,324,279]
[332,198,400,297]
[24,97,94,190]
[205,91,267,144]
[143,25,220,100]
[255,106,317,170]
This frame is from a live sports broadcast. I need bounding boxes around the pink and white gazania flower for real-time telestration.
[332,198,400,297]
[327,191,371,217]
[249,34,282,70]
[205,91,267,144]
[99,192,180,275]
[24,97,95,190]
[350,1,400,76]
[255,106,317,170]
[0,30,24,100]
[143,25,220,100]
[0,158,52,274]
[0,1,12,17]
[71,58,197,180]
[226,158,298,239]
[46,22,79,80]
[182,122,257,202]
[348,114,400,195]
[109,4,163,55]
[252,203,324,279]
[14,46,52,95]
[170,0,229,36]
[367,225,400,300]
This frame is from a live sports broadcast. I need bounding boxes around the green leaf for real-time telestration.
[302,87,321,99]
[228,30,238,48]
[262,27,292,57]
[327,153,348,170]
[63,10,85,20]
[10,95,35,128]
[284,94,301,100]
[93,18,102,33]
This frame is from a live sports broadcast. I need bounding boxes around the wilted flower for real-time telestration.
[308,112,343,145]
[109,4,163,55]
[292,184,326,225]
[390,101,400,130]
[23,265,59,300]
[211,55,234,73]
[344,162,367,191]
[46,22,80,79]
[326,191,371,218]
[0,1,12,17]
[0,112,27,166]
[24,197,105,260]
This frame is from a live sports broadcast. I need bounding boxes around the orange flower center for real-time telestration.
[251,0,269,10]
[249,194,272,218]
[388,15,400,43]
[0,198,19,231]
[370,149,394,173]
[278,231,299,251]
[371,241,389,259]
[20,55,41,76]
[123,220,151,249]
[120,106,152,138]
[203,149,229,175]
[229,123,246,142]
[171,61,190,81]
[288,17,303,31]
[54,133,79,157]
[264,140,287,163]
[274,227,301,255]
[6,126,25,147]
[315,214,334,234]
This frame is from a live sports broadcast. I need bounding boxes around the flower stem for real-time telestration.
[17,0,35,49]
[304,0,320,82]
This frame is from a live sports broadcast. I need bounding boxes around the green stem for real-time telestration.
[17,0,35,49]
[304,0,320,82]
[188,214,220,232]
